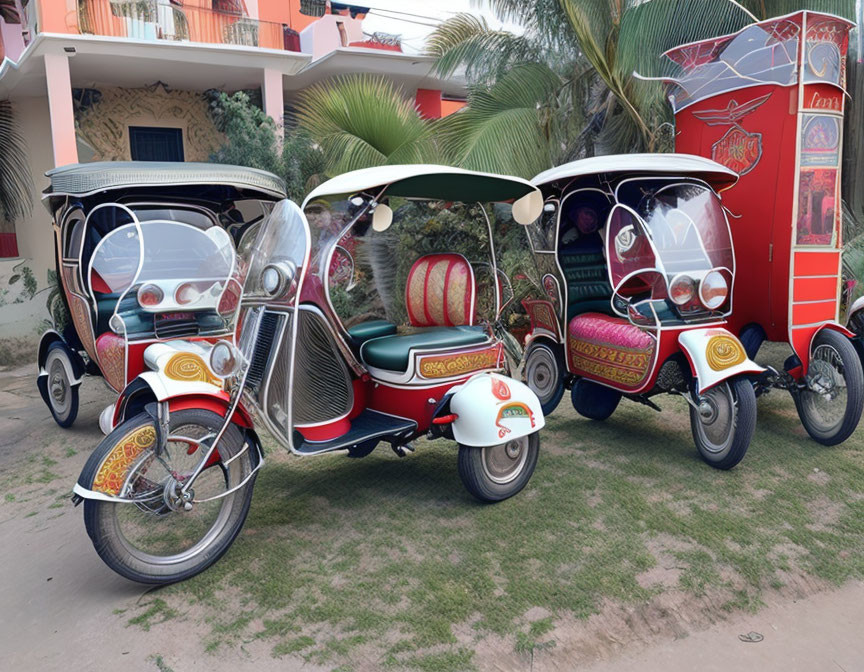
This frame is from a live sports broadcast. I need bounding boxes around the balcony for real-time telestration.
[72,0,300,51]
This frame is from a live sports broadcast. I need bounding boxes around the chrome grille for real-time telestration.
[246,310,282,390]
[291,311,353,425]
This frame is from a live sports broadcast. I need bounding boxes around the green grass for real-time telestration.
[118,383,864,671]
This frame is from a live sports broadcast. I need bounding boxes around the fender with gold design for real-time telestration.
[678,328,764,394]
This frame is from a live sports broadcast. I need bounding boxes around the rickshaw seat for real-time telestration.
[567,313,655,391]
[360,326,488,372]
[405,254,475,328]
[558,250,613,321]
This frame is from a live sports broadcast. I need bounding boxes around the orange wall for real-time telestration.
[441,99,466,117]
[37,0,79,34]
[258,0,318,32]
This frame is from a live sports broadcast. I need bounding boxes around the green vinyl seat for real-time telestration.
[360,326,489,372]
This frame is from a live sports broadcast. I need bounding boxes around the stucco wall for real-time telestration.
[75,83,225,162]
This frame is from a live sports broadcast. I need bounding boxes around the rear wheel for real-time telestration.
[571,379,621,421]
[690,377,755,470]
[83,409,256,584]
[457,432,539,502]
[523,343,565,415]
[44,342,79,428]
[794,329,864,446]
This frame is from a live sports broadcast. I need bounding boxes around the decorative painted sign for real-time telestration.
[417,344,502,379]
[692,94,771,175]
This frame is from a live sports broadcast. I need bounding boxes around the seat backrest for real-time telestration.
[405,253,475,327]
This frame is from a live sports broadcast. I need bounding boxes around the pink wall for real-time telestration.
[44,53,78,167]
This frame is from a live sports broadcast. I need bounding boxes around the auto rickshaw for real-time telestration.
[520,154,763,470]
[37,162,287,430]
[665,11,863,445]
[71,165,546,584]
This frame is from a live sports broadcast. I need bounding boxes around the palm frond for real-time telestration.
[425,14,540,82]
[437,63,564,178]
[0,100,33,226]
[296,75,438,176]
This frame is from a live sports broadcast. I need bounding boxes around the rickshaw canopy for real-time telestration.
[302,164,542,216]
[532,154,739,192]
[43,161,287,206]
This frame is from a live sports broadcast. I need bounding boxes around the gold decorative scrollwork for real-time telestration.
[165,352,220,386]
[418,347,500,379]
[706,335,746,371]
[92,425,157,495]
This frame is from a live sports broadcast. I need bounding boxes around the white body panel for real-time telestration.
[448,372,545,447]
[138,340,224,401]
[678,328,764,394]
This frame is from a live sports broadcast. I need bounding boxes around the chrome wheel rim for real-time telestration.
[110,423,239,565]
[481,436,529,485]
[694,383,737,454]
[47,352,70,417]
[801,344,847,433]
[525,347,558,405]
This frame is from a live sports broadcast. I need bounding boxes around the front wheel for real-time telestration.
[689,377,756,470]
[794,329,864,446]
[457,432,539,502]
[44,342,79,428]
[82,409,256,584]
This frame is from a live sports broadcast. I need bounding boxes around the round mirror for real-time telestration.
[512,190,544,225]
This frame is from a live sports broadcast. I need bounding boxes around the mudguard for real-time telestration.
[36,331,85,384]
[678,328,764,394]
[448,372,545,447]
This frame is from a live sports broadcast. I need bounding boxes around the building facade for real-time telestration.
[0,0,465,343]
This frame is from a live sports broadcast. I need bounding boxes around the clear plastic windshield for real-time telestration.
[243,199,310,300]
[615,180,734,279]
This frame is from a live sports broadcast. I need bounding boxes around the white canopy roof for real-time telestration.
[532,154,739,191]
[302,164,539,208]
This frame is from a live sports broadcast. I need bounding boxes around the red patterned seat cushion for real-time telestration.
[567,313,656,391]
[405,254,475,327]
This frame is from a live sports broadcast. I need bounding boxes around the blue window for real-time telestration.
[129,126,184,162]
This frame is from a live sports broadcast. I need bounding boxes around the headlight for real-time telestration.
[669,274,696,306]
[175,282,201,306]
[209,341,238,378]
[260,262,296,298]
[699,270,729,310]
[137,283,164,307]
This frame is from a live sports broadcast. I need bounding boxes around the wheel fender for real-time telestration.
[678,328,764,394]
[814,321,855,340]
[448,372,545,447]
[847,297,864,328]
[112,374,253,430]
[37,331,84,385]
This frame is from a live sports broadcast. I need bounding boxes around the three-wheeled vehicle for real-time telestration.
[521,154,763,469]
[72,165,546,584]
[38,162,286,430]
[665,11,863,445]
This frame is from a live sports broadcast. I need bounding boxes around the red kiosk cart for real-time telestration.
[665,11,863,445]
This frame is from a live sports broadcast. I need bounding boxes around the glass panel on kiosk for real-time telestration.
[796,113,842,247]
[803,15,849,86]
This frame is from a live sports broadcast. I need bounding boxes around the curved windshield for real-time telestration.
[244,199,310,299]
[616,180,733,278]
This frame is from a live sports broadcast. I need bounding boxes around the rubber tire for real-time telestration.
[83,409,256,584]
[523,342,566,416]
[457,432,540,502]
[690,377,756,470]
[45,341,79,428]
[794,329,864,446]
[571,379,621,421]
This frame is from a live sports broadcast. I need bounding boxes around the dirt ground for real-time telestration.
[1,362,863,672]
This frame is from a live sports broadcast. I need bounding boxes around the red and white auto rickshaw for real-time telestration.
[521,154,763,470]
[665,11,863,445]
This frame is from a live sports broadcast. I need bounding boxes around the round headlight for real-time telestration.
[669,274,696,306]
[261,266,282,296]
[209,341,237,378]
[175,282,201,306]
[137,283,164,307]
[700,270,729,310]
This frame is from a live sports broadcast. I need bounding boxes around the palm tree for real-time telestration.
[0,100,33,231]
[428,0,857,178]
[296,74,439,176]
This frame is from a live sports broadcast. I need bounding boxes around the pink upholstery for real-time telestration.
[405,254,475,327]
[567,313,656,391]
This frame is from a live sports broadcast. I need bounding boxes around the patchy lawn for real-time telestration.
[3,348,864,671]
[123,377,864,669]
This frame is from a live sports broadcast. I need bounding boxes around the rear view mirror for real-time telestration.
[372,203,393,232]
[512,190,543,225]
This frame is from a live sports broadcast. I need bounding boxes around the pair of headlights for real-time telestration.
[669,270,728,310]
